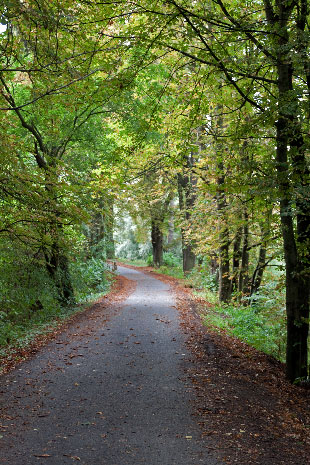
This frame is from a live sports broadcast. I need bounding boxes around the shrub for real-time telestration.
[70,256,110,302]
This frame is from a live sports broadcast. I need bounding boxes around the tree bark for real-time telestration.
[272,3,310,381]
[106,199,115,259]
[45,241,75,306]
[151,220,163,267]
[216,160,231,303]
[250,243,267,297]
[231,227,242,293]
[41,155,75,306]
[182,244,196,273]
[177,154,197,274]
[238,209,250,299]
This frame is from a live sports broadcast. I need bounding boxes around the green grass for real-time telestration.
[200,293,286,362]
[183,266,287,362]
[116,258,148,267]
[154,265,184,279]
[116,257,185,279]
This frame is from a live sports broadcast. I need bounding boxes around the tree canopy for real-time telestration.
[1,0,310,383]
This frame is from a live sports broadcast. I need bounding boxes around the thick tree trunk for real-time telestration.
[277,135,310,381]
[45,242,75,306]
[274,10,310,381]
[182,244,196,273]
[42,164,75,306]
[177,158,197,274]
[216,161,231,303]
[151,220,163,267]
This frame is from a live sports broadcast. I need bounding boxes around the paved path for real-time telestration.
[0,266,217,464]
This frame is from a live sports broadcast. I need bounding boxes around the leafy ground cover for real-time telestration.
[185,265,287,363]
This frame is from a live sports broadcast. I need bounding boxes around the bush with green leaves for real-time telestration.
[186,261,219,292]
[203,281,286,361]
[163,252,182,267]
[70,256,110,302]
[0,246,61,347]
[0,237,112,350]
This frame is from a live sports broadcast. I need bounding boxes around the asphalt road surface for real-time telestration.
[0,266,218,465]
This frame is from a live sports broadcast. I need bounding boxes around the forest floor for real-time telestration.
[1,264,310,465]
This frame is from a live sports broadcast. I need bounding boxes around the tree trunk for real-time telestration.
[250,218,270,297]
[90,212,105,256]
[151,220,163,267]
[218,235,230,302]
[45,242,75,306]
[238,210,250,300]
[209,253,219,287]
[216,161,231,303]
[182,244,196,273]
[167,200,175,245]
[42,162,75,306]
[250,243,267,297]
[106,200,115,259]
[231,227,242,293]
[273,7,310,381]
[177,156,197,274]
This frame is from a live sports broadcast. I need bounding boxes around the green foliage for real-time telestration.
[147,251,182,269]
[117,258,148,267]
[70,257,110,302]
[162,252,182,268]
[0,238,112,350]
[186,263,219,293]
[0,245,61,347]
[1,0,310,382]
[147,252,183,278]
[156,265,184,279]
[202,284,286,362]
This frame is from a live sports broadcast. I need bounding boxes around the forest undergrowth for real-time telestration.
[0,255,113,368]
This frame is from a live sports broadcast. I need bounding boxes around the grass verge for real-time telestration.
[194,289,286,362]
[0,276,114,373]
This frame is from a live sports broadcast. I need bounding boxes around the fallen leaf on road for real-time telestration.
[64,455,81,461]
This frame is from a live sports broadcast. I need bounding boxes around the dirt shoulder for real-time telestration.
[121,264,310,465]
